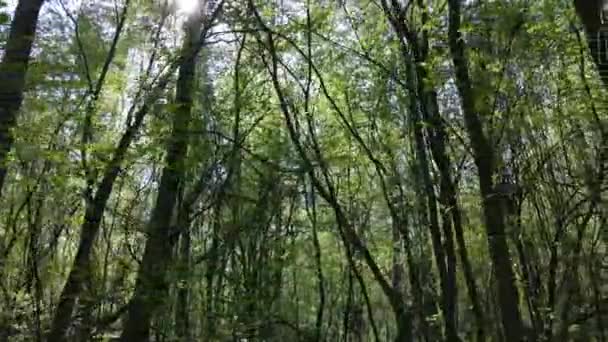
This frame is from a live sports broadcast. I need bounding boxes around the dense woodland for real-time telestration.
[0,0,605,341]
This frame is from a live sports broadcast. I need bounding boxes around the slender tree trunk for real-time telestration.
[419,59,484,342]
[174,203,191,341]
[119,14,201,341]
[25,194,43,342]
[447,0,524,340]
[306,179,326,342]
[343,268,353,342]
[392,203,428,341]
[47,84,149,342]
[409,7,462,338]
[48,185,125,341]
[412,13,484,335]
[423,86,485,339]
[390,208,422,341]
[404,45,458,341]
[574,0,608,86]
[253,5,414,340]
[394,306,414,342]
[46,2,219,337]
[203,207,221,340]
[46,3,135,338]
[0,0,45,197]
[513,215,542,337]
[379,3,460,338]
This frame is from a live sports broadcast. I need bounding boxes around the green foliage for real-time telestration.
[0,0,605,341]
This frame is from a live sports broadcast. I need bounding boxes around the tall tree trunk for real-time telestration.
[410,8,461,339]
[119,14,201,341]
[46,3,135,338]
[252,4,414,340]
[416,35,485,341]
[411,5,484,336]
[0,0,45,197]
[306,179,326,342]
[404,41,457,341]
[25,193,43,342]
[446,0,524,340]
[379,2,460,339]
[174,201,191,341]
[574,0,608,86]
[423,86,485,340]
[46,2,227,338]
[47,165,135,341]
[203,204,221,340]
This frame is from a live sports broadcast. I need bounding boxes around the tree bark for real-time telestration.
[0,0,45,197]
[417,40,485,342]
[46,106,146,341]
[447,0,524,340]
[119,14,201,341]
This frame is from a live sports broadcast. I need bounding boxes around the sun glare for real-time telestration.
[175,0,198,14]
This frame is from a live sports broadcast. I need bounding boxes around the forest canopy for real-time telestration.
[0,0,605,341]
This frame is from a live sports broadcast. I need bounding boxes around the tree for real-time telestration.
[0,0,604,341]
[446,0,525,339]
[0,0,45,197]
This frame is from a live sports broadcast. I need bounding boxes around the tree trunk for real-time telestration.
[47,86,149,342]
[574,0,608,85]
[46,3,134,338]
[0,0,45,197]
[423,86,485,340]
[254,6,414,340]
[447,0,524,340]
[119,15,201,341]
[379,3,461,338]
[175,205,191,341]
[394,306,414,342]
[404,40,458,341]
[418,48,485,342]
[47,188,122,341]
